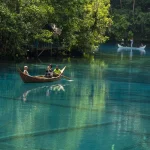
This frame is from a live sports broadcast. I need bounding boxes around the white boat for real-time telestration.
[118,44,146,50]
[117,44,146,55]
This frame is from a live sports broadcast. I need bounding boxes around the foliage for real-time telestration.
[0,0,112,58]
[110,0,150,42]
[0,1,54,58]
[51,0,112,52]
[110,12,130,40]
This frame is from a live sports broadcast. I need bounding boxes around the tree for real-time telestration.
[50,0,112,53]
[110,0,150,42]
[133,0,135,16]
[0,0,54,57]
[120,0,122,8]
[0,0,112,58]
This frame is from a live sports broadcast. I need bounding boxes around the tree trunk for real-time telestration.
[16,0,20,13]
[133,0,135,15]
[120,0,122,8]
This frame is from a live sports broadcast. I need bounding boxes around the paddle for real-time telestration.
[61,75,71,80]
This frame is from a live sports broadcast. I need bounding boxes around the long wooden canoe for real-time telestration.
[18,66,66,83]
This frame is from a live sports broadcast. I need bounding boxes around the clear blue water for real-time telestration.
[0,45,150,150]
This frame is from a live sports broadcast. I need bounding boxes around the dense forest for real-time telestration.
[0,0,150,59]
[110,0,150,43]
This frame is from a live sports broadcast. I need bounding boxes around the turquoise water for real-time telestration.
[0,46,150,150]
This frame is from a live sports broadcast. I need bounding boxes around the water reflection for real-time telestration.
[22,84,66,101]
[1,75,108,150]
[117,47,146,60]
[2,58,149,149]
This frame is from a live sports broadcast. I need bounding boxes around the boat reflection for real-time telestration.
[22,84,66,101]
[117,47,146,60]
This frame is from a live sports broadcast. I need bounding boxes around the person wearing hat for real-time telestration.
[23,66,29,75]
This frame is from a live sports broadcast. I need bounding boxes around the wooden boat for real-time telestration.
[18,66,66,83]
[118,44,146,50]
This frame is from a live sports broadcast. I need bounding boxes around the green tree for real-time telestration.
[110,0,150,42]
[51,0,112,53]
[0,0,112,58]
[0,1,54,57]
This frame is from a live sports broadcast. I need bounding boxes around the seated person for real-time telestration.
[53,65,61,77]
[49,64,53,77]
[23,66,29,75]
[45,65,53,78]
[49,64,53,73]
[140,43,143,47]
[49,64,53,71]
[121,39,124,46]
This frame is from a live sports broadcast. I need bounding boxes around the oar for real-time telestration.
[61,75,71,80]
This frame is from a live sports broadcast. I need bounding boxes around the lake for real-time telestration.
[0,44,150,150]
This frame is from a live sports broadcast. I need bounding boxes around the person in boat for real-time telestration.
[45,64,53,78]
[121,39,124,46]
[130,38,133,47]
[49,64,53,72]
[49,64,53,77]
[53,65,61,77]
[140,43,143,47]
[45,66,50,77]
[23,66,29,75]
